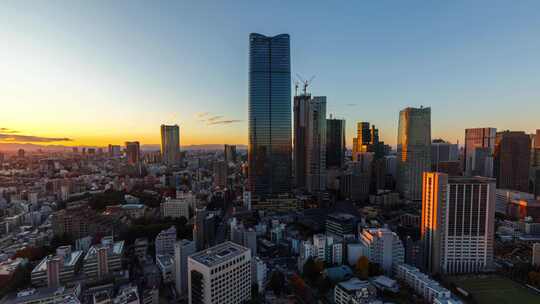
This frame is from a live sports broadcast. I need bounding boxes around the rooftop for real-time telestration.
[84,240,124,261]
[32,251,83,273]
[2,286,80,304]
[337,277,371,291]
[327,213,357,221]
[448,176,496,184]
[189,241,248,267]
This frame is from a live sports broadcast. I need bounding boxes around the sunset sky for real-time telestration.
[1,1,539,147]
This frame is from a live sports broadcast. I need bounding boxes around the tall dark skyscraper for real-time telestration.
[326,117,346,168]
[248,33,292,197]
[294,94,327,192]
[224,144,237,163]
[494,131,531,192]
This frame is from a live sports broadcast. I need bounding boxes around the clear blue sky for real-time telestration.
[1,1,539,146]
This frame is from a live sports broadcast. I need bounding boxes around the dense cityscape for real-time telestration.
[2,5,540,304]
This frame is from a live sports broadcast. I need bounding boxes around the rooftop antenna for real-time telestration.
[294,81,300,96]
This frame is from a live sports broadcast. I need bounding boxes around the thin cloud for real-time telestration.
[196,112,209,118]
[346,103,357,106]
[206,115,224,122]
[0,133,73,143]
[207,120,242,126]
[0,128,19,134]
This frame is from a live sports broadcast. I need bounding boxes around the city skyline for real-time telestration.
[2,1,540,147]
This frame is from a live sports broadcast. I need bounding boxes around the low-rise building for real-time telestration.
[395,264,462,304]
[187,242,251,304]
[1,285,81,304]
[360,228,404,274]
[155,226,176,258]
[31,246,83,287]
[334,277,377,304]
[0,258,25,288]
[156,254,174,283]
[326,213,357,238]
[83,237,124,281]
[161,198,190,220]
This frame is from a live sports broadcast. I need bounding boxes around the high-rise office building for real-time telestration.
[175,239,196,298]
[294,94,327,192]
[108,144,121,158]
[532,130,540,197]
[248,33,292,197]
[352,122,370,159]
[213,160,228,188]
[494,131,531,192]
[464,128,496,177]
[125,141,140,165]
[397,107,431,201]
[294,93,309,190]
[188,242,251,304]
[355,122,371,146]
[326,117,346,168]
[224,144,237,163]
[421,172,495,274]
[193,208,216,251]
[352,122,385,160]
[431,139,459,172]
[161,124,181,166]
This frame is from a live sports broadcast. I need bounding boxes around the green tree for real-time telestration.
[355,256,369,279]
[314,276,332,294]
[369,262,383,277]
[268,271,285,296]
[303,258,320,283]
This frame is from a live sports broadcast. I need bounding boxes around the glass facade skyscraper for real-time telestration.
[248,33,292,196]
[396,107,431,201]
[326,118,346,168]
[161,124,181,166]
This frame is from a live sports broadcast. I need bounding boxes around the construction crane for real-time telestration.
[295,74,316,95]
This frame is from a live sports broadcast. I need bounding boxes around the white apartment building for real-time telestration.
[188,242,251,304]
[83,237,124,281]
[422,173,495,274]
[31,246,83,287]
[155,226,176,258]
[252,256,267,293]
[360,228,404,274]
[395,264,462,304]
[334,277,376,304]
[161,198,191,220]
[300,234,343,267]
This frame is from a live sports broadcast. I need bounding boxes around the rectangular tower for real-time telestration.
[188,242,251,304]
[494,131,531,192]
[248,33,292,197]
[161,124,181,166]
[397,107,431,201]
[294,94,327,192]
[421,172,495,274]
[326,118,346,168]
[464,128,496,177]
